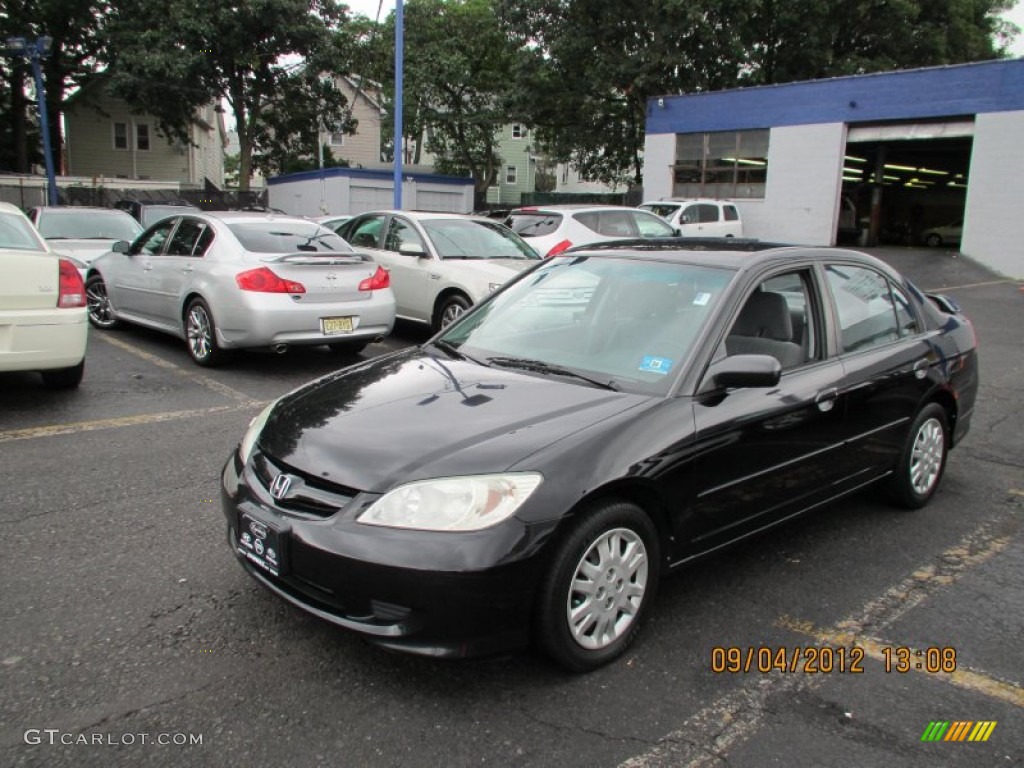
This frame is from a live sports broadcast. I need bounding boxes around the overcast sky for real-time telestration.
[343,0,1024,56]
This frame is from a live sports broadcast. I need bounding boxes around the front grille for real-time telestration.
[252,451,359,518]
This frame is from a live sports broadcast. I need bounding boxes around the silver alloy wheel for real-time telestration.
[86,279,115,326]
[441,302,465,326]
[566,527,649,650]
[187,304,213,361]
[909,417,944,496]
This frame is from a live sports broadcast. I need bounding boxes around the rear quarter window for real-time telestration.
[508,213,562,237]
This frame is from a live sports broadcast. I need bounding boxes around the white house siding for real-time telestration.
[740,123,846,245]
[961,110,1024,278]
[324,77,382,168]
[65,96,220,184]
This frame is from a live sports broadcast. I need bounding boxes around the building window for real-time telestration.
[672,129,769,199]
[506,165,517,184]
[136,123,151,152]
[113,122,128,151]
[511,124,525,139]
[330,132,346,146]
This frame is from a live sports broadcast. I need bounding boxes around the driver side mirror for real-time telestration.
[112,240,130,254]
[398,242,427,257]
[701,354,781,392]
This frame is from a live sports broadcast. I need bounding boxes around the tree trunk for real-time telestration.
[11,68,30,173]
[230,82,251,191]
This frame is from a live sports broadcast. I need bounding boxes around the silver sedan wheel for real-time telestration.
[187,304,214,361]
[441,302,465,326]
[86,278,117,328]
[566,527,649,650]
[910,417,944,496]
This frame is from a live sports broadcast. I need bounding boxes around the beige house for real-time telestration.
[64,81,226,187]
[320,75,384,168]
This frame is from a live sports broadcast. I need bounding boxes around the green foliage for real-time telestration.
[103,0,355,189]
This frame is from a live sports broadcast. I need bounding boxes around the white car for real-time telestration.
[922,221,962,248]
[506,204,678,258]
[638,198,744,238]
[337,211,541,329]
[0,202,88,388]
[28,206,144,267]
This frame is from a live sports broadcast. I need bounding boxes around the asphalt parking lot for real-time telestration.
[1,247,1021,767]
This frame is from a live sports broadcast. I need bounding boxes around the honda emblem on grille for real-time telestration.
[269,473,293,500]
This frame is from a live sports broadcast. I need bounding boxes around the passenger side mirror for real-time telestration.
[112,240,130,254]
[703,354,781,391]
[398,242,426,257]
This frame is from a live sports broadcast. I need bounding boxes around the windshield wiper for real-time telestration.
[486,356,618,391]
[430,339,489,367]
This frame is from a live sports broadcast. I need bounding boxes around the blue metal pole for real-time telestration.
[393,0,403,210]
[29,44,59,206]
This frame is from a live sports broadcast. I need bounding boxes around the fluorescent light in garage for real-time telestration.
[885,163,917,171]
[842,167,863,174]
[916,168,949,175]
[844,155,866,162]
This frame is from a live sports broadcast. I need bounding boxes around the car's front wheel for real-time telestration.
[85,275,120,329]
[925,233,942,247]
[888,403,949,509]
[434,294,471,332]
[535,500,660,672]
[185,298,227,367]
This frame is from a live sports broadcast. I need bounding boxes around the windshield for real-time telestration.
[0,212,47,251]
[37,210,143,241]
[438,255,734,395]
[228,221,356,253]
[422,219,540,260]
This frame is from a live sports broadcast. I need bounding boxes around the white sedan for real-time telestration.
[0,202,88,388]
[337,211,541,330]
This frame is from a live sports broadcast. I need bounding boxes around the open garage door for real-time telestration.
[842,121,973,248]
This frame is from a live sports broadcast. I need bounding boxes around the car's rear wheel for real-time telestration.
[185,298,227,367]
[888,403,949,509]
[535,500,660,672]
[925,233,942,247]
[434,294,471,332]
[41,360,84,389]
[85,275,120,329]
[327,340,368,356]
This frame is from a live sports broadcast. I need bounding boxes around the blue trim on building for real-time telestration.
[647,59,1024,135]
[268,166,474,187]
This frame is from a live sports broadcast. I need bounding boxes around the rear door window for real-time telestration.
[825,265,902,352]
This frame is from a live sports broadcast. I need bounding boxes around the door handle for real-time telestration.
[815,387,839,413]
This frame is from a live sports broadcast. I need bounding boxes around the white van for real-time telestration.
[638,198,744,238]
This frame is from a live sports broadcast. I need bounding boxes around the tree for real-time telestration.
[104,0,356,190]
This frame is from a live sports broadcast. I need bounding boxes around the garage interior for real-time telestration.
[840,127,972,247]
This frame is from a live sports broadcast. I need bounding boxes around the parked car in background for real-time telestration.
[28,206,143,268]
[114,198,201,227]
[0,202,88,388]
[505,204,677,257]
[85,212,395,366]
[312,214,352,234]
[638,198,744,238]
[921,221,962,248]
[221,241,977,670]
[337,210,540,330]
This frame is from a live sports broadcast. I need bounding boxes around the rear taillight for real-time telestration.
[545,240,572,258]
[57,259,86,308]
[359,266,390,291]
[235,267,305,294]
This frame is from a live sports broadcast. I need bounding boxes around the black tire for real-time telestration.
[327,340,368,356]
[85,275,120,329]
[887,403,949,509]
[925,233,942,248]
[184,298,227,367]
[433,294,471,332]
[41,360,84,389]
[535,500,660,672]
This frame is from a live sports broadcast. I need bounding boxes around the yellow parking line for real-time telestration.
[96,333,259,404]
[0,404,259,443]
[923,279,1016,292]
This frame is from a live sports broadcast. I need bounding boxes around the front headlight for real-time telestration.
[238,399,279,465]
[357,473,543,531]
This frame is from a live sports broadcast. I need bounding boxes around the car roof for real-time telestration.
[0,201,25,215]
[564,239,904,280]
[200,211,328,225]
[348,210,495,223]
[36,206,136,214]
[510,204,639,213]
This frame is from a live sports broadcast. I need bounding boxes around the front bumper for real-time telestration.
[220,450,551,658]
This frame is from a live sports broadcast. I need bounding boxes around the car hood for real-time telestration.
[46,239,117,263]
[258,348,650,492]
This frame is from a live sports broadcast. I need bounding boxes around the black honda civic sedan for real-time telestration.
[221,243,978,671]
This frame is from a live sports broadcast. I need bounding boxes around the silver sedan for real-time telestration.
[85,212,396,366]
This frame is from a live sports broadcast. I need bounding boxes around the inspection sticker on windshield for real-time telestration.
[639,356,673,375]
[693,292,712,306]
